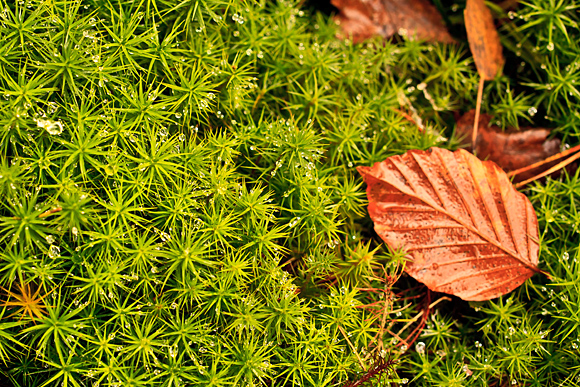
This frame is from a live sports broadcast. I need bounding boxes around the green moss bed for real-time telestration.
[0,0,579,386]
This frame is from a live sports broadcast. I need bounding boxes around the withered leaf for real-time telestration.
[358,147,540,301]
[456,109,561,182]
[332,0,454,44]
[464,0,505,80]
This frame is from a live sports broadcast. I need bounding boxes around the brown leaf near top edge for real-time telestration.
[332,0,454,44]
[358,147,540,301]
[456,109,562,182]
[464,0,505,80]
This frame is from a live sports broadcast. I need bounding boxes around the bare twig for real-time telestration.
[508,143,580,178]
[338,324,367,371]
[515,150,580,188]
[395,296,451,340]
[39,207,62,218]
[472,77,485,148]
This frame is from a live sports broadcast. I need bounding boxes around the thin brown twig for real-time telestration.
[14,207,63,221]
[393,108,419,128]
[508,143,580,178]
[515,150,580,188]
[364,320,395,363]
[472,77,485,148]
[394,296,451,339]
[404,314,429,348]
[386,329,410,349]
[376,288,392,353]
[338,324,367,371]
[38,207,62,218]
[280,256,299,267]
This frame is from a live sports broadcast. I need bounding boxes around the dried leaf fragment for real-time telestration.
[332,0,454,44]
[464,0,505,80]
[456,109,561,182]
[464,0,505,145]
[359,147,541,301]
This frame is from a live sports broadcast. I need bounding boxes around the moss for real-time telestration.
[0,0,579,386]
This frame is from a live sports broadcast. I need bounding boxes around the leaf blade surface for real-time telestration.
[359,147,540,301]
[464,0,504,80]
[332,0,454,44]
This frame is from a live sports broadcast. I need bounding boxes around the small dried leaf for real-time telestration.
[456,109,561,182]
[359,147,540,301]
[464,0,505,80]
[332,0,454,44]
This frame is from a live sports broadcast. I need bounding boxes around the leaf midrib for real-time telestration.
[381,150,537,272]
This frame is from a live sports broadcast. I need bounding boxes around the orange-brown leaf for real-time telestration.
[332,0,454,44]
[456,109,562,182]
[358,147,540,301]
[464,0,505,80]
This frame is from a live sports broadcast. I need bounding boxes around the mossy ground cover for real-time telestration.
[0,0,579,386]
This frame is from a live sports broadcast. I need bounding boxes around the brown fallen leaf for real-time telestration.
[464,0,504,80]
[358,147,541,301]
[464,0,505,145]
[456,109,561,182]
[332,0,454,44]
